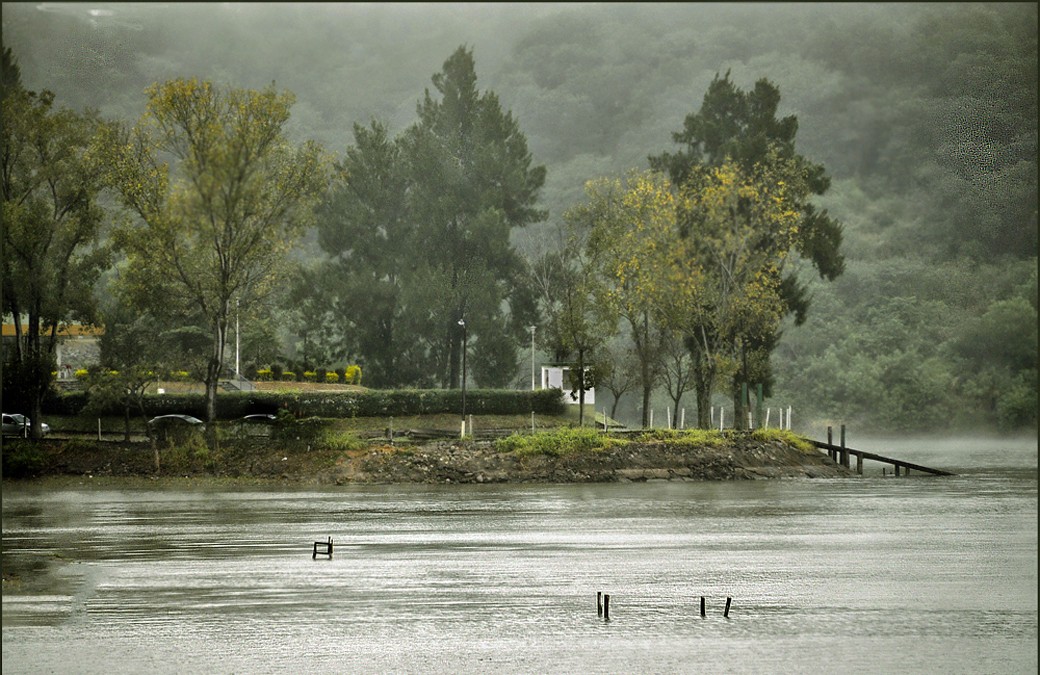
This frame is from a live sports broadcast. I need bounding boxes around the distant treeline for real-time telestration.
[3,3,1035,433]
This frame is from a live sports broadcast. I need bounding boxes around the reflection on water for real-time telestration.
[2,439,1036,674]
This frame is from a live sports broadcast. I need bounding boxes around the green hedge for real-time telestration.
[43,388,565,419]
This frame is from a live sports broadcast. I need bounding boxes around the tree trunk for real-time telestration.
[205,369,219,449]
[640,380,652,429]
[25,321,54,440]
[633,312,654,428]
[124,399,131,442]
[694,375,712,429]
[205,317,226,450]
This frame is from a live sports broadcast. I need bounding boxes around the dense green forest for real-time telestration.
[2,2,1035,433]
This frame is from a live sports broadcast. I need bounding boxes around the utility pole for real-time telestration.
[458,318,467,437]
[530,325,536,391]
[235,299,240,378]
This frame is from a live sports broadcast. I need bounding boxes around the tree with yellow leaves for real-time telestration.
[651,72,844,427]
[663,155,806,428]
[100,78,330,445]
[583,170,675,427]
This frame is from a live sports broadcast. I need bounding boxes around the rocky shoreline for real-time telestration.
[1,435,854,484]
[340,439,853,484]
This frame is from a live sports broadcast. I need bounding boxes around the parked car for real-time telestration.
[2,413,50,437]
[147,414,205,428]
[240,414,277,423]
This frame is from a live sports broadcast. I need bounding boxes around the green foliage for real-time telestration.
[750,428,815,453]
[774,257,1038,432]
[315,46,545,389]
[494,426,623,457]
[2,73,109,438]
[997,373,1038,431]
[100,76,330,434]
[318,429,366,452]
[1,440,46,478]
[646,71,844,429]
[638,428,726,448]
[272,415,327,444]
[44,388,565,419]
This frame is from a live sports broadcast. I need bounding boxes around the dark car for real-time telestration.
[148,414,205,429]
[241,414,277,423]
[2,413,50,437]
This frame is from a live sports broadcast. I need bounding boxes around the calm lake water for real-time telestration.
[3,437,1036,674]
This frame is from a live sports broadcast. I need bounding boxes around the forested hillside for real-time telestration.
[2,2,1035,433]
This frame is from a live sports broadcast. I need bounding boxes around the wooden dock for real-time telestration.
[811,436,955,477]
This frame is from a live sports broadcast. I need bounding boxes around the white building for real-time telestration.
[540,365,594,405]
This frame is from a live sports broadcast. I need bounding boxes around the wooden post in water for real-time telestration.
[603,594,610,620]
[840,425,850,468]
[827,426,834,460]
[312,536,334,559]
[724,597,732,618]
[856,452,863,475]
[895,465,901,477]
[700,596,706,618]
[597,592,603,617]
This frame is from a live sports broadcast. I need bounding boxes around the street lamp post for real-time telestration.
[458,319,467,437]
[235,299,240,379]
[530,325,536,391]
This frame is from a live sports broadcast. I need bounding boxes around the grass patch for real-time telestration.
[751,427,815,452]
[317,430,366,453]
[494,427,624,457]
[637,428,727,448]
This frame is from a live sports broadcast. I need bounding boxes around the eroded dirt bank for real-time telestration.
[2,436,853,485]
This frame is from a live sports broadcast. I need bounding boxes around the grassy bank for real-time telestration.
[1,425,843,484]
